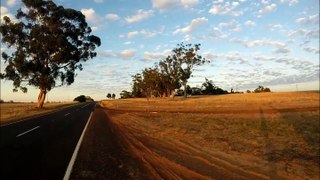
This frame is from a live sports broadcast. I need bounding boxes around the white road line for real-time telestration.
[81,103,90,109]
[16,126,40,137]
[63,111,93,180]
[64,113,71,116]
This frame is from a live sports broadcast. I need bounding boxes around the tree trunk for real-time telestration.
[170,89,176,99]
[183,81,187,98]
[37,89,46,108]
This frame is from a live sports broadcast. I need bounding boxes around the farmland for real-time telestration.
[0,101,78,125]
[72,92,320,179]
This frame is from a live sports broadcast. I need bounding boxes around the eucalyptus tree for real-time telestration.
[170,43,208,97]
[0,0,101,108]
[159,56,181,97]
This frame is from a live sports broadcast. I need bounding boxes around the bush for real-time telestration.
[254,85,271,93]
[74,95,86,102]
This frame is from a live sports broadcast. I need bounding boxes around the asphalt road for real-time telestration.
[0,102,96,180]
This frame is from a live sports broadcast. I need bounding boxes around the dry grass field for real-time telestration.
[86,92,320,179]
[0,101,78,125]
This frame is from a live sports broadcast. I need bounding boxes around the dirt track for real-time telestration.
[71,105,288,179]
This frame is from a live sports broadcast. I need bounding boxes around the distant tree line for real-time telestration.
[246,85,271,93]
[120,77,229,99]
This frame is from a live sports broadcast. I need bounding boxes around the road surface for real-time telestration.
[0,102,95,180]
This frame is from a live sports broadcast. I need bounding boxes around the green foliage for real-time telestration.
[170,43,209,97]
[199,78,228,95]
[120,90,132,99]
[0,0,101,94]
[202,78,215,94]
[73,95,93,102]
[186,85,192,95]
[112,93,116,99]
[130,43,208,99]
[107,93,111,99]
[74,95,86,102]
[131,73,144,98]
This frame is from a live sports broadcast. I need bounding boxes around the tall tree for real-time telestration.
[112,93,116,99]
[159,56,181,97]
[202,78,215,95]
[170,43,208,98]
[107,93,111,99]
[131,73,144,98]
[0,0,101,108]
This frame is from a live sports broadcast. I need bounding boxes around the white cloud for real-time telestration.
[0,6,16,22]
[210,27,230,40]
[118,49,136,58]
[80,8,106,31]
[91,26,99,31]
[209,1,244,16]
[273,47,291,54]
[296,14,319,25]
[152,0,179,11]
[124,41,132,45]
[127,31,140,38]
[288,29,319,39]
[152,0,199,11]
[218,19,236,29]
[267,24,284,31]
[246,39,286,48]
[245,20,256,27]
[173,17,208,34]
[232,25,242,32]
[259,3,276,14]
[261,0,269,4]
[143,49,171,60]
[217,19,242,32]
[6,0,18,7]
[231,38,288,50]
[127,30,157,38]
[125,9,154,23]
[288,29,307,37]
[232,2,239,7]
[280,0,299,6]
[303,47,319,54]
[181,0,199,7]
[105,13,120,21]
[81,8,99,22]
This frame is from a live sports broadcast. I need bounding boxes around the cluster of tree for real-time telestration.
[73,95,94,102]
[254,85,271,93]
[120,90,132,99]
[106,93,116,99]
[201,78,229,95]
[176,78,228,96]
[0,0,100,108]
[121,77,228,99]
[130,43,209,99]
[246,86,271,93]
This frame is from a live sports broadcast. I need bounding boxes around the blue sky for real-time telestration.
[1,0,319,101]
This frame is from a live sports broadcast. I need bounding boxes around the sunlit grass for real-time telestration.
[0,101,78,124]
[101,92,320,179]
[101,92,319,113]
